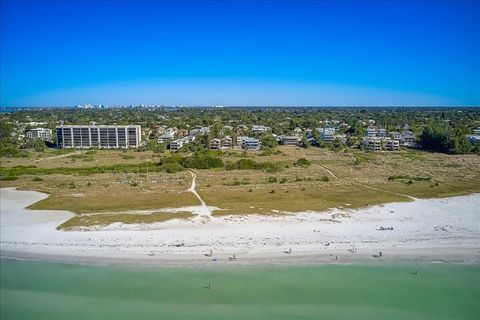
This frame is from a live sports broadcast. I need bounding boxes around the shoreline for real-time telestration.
[2,247,480,268]
[1,187,480,267]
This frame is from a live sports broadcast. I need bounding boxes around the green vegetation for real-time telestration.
[419,125,477,154]
[57,211,195,230]
[225,158,283,172]
[388,175,431,182]
[180,154,224,169]
[295,158,311,167]
[0,162,163,177]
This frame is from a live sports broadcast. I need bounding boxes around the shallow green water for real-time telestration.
[1,259,479,320]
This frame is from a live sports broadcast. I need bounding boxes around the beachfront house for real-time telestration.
[280,135,301,146]
[242,137,261,150]
[26,128,52,141]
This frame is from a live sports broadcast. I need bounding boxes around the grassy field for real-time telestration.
[1,147,479,228]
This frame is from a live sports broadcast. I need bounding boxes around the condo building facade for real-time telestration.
[56,125,141,149]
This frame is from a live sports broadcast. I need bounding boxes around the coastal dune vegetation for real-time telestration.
[1,146,479,229]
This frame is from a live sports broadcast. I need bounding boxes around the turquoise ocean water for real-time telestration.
[1,259,479,319]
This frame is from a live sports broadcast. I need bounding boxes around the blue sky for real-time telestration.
[1,0,479,106]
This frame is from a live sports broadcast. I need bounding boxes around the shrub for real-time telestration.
[266,176,277,183]
[180,155,224,169]
[32,176,43,181]
[161,162,184,173]
[295,158,311,167]
[279,177,288,184]
[319,176,329,182]
[0,175,18,181]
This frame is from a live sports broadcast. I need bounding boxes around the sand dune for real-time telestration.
[1,187,479,266]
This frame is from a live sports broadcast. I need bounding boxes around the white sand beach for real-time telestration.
[1,187,479,266]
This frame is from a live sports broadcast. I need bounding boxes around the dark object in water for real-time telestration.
[376,226,394,231]
[412,268,422,275]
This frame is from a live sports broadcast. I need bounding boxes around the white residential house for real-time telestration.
[158,132,174,144]
[251,125,269,134]
[189,126,210,136]
[170,137,189,150]
[26,128,52,141]
[378,128,387,137]
[472,127,480,135]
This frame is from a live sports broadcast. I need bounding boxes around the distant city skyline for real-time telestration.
[1,1,479,107]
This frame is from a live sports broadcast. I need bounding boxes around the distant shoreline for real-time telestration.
[1,187,479,267]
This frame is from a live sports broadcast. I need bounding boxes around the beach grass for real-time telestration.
[57,211,195,230]
[1,147,479,224]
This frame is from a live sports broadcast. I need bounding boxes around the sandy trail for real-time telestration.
[318,164,338,179]
[187,170,212,217]
[1,187,479,266]
[34,150,86,163]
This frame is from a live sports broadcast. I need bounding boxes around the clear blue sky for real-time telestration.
[1,0,479,106]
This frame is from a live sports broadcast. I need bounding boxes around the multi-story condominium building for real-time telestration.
[56,125,141,149]
[363,137,382,151]
[26,128,52,141]
[280,135,301,146]
[402,131,416,147]
[384,138,400,151]
[242,137,261,150]
[473,127,480,135]
[320,128,335,142]
[365,127,377,137]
